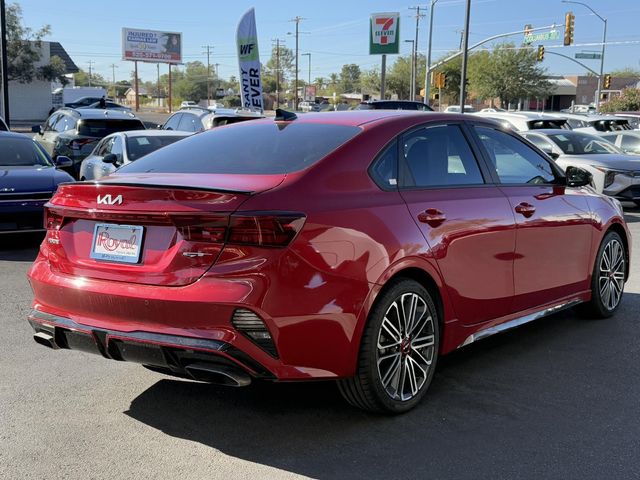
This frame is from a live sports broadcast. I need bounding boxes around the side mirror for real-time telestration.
[546,151,560,160]
[54,156,73,168]
[102,153,118,164]
[566,166,593,188]
[32,125,43,134]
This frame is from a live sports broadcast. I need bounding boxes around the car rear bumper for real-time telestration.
[27,252,370,380]
[28,308,274,384]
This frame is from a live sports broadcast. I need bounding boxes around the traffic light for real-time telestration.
[536,45,545,62]
[564,11,575,46]
[435,72,446,89]
[604,74,611,89]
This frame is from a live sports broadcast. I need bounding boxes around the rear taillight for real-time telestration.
[44,208,63,230]
[172,213,305,247]
[70,138,96,150]
[228,214,305,247]
[172,215,227,243]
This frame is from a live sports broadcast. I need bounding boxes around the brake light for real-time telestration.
[172,215,227,243]
[70,138,96,150]
[228,214,305,247]
[44,208,63,230]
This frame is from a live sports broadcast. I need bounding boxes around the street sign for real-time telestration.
[369,12,400,55]
[523,30,559,44]
[575,52,602,60]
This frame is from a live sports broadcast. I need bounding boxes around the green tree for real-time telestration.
[74,69,107,87]
[469,43,551,107]
[608,67,640,78]
[339,64,361,92]
[600,88,640,113]
[387,54,426,100]
[5,3,67,84]
[360,67,381,95]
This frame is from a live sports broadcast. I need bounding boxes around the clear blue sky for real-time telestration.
[16,0,640,84]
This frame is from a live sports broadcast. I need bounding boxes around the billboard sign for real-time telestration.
[369,12,400,55]
[122,28,182,64]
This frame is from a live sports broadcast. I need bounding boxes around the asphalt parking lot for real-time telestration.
[2,208,639,480]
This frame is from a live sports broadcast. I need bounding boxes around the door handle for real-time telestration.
[515,202,536,218]
[417,208,446,227]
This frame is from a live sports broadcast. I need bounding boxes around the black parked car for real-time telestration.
[355,100,433,111]
[32,108,145,178]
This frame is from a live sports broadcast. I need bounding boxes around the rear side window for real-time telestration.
[120,123,361,175]
[400,125,484,188]
[78,119,144,137]
[163,113,182,130]
[369,141,398,190]
[475,127,556,184]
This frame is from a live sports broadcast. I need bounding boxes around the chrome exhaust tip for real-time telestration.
[185,362,251,387]
[33,331,59,350]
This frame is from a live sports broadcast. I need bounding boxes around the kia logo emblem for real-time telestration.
[97,194,123,205]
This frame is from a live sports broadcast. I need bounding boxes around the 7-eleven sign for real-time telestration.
[370,12,400,55]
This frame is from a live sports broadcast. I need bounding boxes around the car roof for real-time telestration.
[521,128,591,135]
[0,130,34,139]
[121,130,191,138]
[250,110,481,127]
[475,111,562,121]
[547,112,623,122]
[57,108,139,120]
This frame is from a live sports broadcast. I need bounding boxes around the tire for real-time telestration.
[338,278,440,414]
[577,231,626,318]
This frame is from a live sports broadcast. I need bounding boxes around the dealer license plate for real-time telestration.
[90,223,144,264]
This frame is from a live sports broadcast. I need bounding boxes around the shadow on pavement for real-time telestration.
[125,293,640,479]
[0,233,43,262]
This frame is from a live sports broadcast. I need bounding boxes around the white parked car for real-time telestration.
[600,131,640,155]
[180,101,197,108]
[444,104,476,113]
[521,129,640,205]
[545,112,632,134]
[79,130,191,181]
[474,111,570,131]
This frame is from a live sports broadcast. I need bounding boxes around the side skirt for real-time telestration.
[459,298,583,348]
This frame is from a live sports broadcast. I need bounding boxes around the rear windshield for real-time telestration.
[527,119,569,130]
[125,135,187,161]
[120,123,362,175]
[1,137,52,166]
[78,119,144,137]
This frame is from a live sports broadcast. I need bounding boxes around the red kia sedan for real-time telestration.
[27,110,630,413]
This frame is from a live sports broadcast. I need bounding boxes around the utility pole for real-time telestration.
[302,52,311,100]
[409,6,425,101]
[459,0,471,113]
[109,63,118,98]
[289,16,305,111]
[272,38,285,108]
[405,40,415,100]
[202,44,214,106]
[424,0,438,105]
[0,0,10,126]
[87,60,94,87]
[156,63,160,106]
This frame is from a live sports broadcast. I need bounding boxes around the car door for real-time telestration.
[38,113,62,155]
[472,125,593,312]
[398,122,517,325]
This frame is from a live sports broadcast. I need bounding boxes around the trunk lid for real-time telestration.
[44,174,285,286]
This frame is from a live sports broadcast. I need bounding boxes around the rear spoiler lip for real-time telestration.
[58,181,256,195]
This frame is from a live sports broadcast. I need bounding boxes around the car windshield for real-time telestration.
[0,137,52,166]
[125,135,187,161]
[546,132,623,155]
[78,119,144,137]
[120,122,362,175]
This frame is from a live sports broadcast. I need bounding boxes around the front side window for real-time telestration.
[522,133,556,154]
[400,125,484,188]
[163,113,182,131]
[621,135,640,153]
[475,126,556,185]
